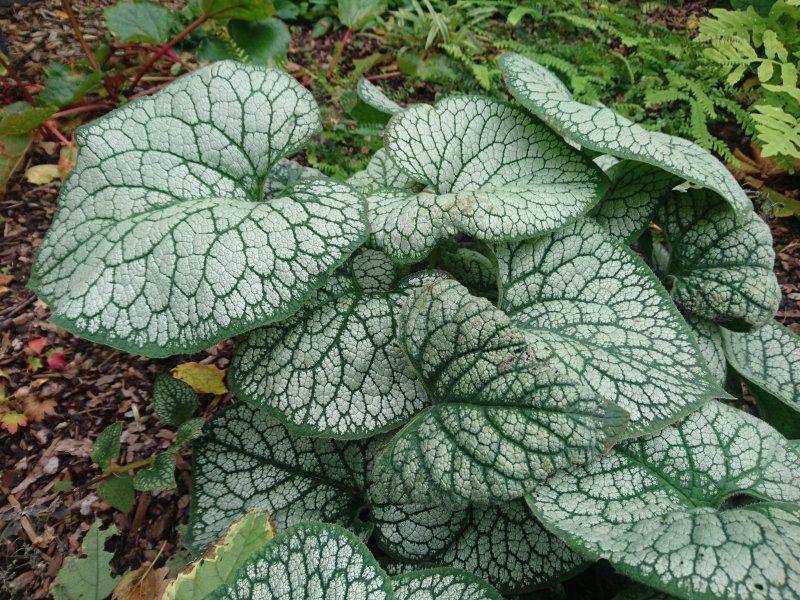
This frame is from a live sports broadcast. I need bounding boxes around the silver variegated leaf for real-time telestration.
[153,373,197,427]
[229,250,426,439]
[655,188,779,330]
[209,522,393,600]
[368,95,607,262]
[529,401,800,600]
[185,403,376,552]
[372,278,627,505]
[357,77,402,116]
[30,61,367,357]
[372,499,585,594]
[348,148,422,195]
[684,315,727,385]
[392,568,502,600]
[723,320,800,416]
[499,53,751,218]
[589,161,682,245]
[495,219,723,436]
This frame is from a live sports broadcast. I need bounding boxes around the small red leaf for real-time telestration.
[28,338,47,354]
[47,351,68,371]
[1,413,28,434]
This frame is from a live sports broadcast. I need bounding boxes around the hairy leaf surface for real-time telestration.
[186,403,375,552]
[499,53,751,218]
[368,96,607,262]
[723,320,800,415]
[372,500,584,593]
[392,568,502,600]
[496,219,722,435]
[209,522,393,600]
[655,189,779,330]
[30,61,366,357]
[229,250,426,438]
[372,278,627,505]
[589,161,681,244]
[529,401,800,599]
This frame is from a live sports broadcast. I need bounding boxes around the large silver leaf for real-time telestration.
[185,403,375,552]
[723,320,800,416]
[229,250,426,439]
[30,62,366,357]
[209,522,393,600]
[368,95,607,262]
[372,278,627,505]
[655,188,780,330]
[495,219,723,436]
[372,500,584,594]
[499,53,751,218]
[529,401,800,600]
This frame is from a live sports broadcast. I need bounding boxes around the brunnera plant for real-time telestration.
[32,54,800,598]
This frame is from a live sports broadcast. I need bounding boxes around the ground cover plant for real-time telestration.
[23,23,800,596]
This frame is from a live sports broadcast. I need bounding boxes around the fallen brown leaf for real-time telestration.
[23,396,57,422]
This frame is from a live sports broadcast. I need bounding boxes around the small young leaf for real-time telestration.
[392,568,502,600]
[97,473,135,513]
[91,422,123,472]
[499,53,751,219]
[134,453,177,491]
[171,417,206,451]
[51,522,120,600]
[228,18,290,67]
[372,278,627,505]
[186,403,376,551]
[368,95,607,263]
[104,1,177,45]
[37,64,102,109]
[723,320,800,417]
[153,373,198,427]
[201,0,275,20]
[207,522,393,599]
[350,77,402,125]
[495,219,724,436]
[171,363,228,395]
[163,511,276,600]
[372,500,584,593]
[337,0,387,29]
[655,188,780,330]
[529,401,800,599]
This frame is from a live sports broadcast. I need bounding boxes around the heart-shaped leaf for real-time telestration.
[372,278,627,505]
[185,403,375,552]
[499,53,751,218]
[368,95,607,262]
[495,219,724,436]
[229,250,426,439]
[529,401,800,599]
[723,320,800,417]
[208,522,393,600]
[589,161,681,245]
[30,62,367,357]
[372,499,584,593]
[654,189,780,330]
[153,373,197,427]
[392,568,502,600]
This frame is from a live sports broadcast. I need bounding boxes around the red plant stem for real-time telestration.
[0,54,36,104]
[165,48,194,72]
[327,27,352,81]
[62,0,100,72]
[53,103,113,119]
[45,123,71,145]
[130,14,208,89]
[366,71,402,81]
[127,81,172,101]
